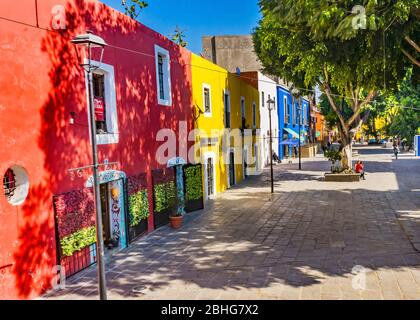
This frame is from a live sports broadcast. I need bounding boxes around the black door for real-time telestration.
[229,151,235,187]
[207,157,214,197]
[100,184,111,247]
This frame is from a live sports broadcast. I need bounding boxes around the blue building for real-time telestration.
[277,86,310,160]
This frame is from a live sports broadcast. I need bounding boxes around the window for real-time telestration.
[3,165,29,206]
[86,60,119,145]
[241,97,246,129]
[155,45,172,106]
[252,102,257,128]
[224,90,231,128]
[261,92,265,108]
[284,96,290,124]
[3,169,16,201]
[93,73,107,134]
[158,55,165,100]
[292,100,296,125]
[203,84,212,116]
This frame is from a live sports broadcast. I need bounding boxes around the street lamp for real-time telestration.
[71,31,108,300]
[291,88,302,170]
[267,98,276,194]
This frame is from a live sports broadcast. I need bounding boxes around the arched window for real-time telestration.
[3,168,16,200]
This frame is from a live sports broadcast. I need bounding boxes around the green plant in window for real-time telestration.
[129,190,150,227]
[185,166,203,201]
[154,181,176,213]
[60,226,96,257]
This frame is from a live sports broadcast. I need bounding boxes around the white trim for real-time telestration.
[252,101,257,129]
[241,96,246,120]
[254,143,261,175]
[227,147,236,188]
[224,89,231,128]
[202,83,212,117]
[154,45,172,107]
[85,59,119,145]
[243,146,249,179]
[284,96,289,124]
[203,152,217,200]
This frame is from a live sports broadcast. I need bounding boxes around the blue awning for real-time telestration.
[280,139,300,146]
[284,128,305,142]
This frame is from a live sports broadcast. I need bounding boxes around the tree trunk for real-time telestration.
[339,130,353,169]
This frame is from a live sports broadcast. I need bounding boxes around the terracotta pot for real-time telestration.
[169,216,183,229]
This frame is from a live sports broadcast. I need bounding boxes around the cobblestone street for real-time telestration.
[44,146,420,300]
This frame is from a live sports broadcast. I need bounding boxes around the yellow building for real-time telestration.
[190,54,260,201]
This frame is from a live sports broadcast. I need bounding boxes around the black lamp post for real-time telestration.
[71,31,108,300]
[267,98,276,194]
[291,88,302,170]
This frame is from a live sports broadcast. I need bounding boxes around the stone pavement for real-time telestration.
[44,146,420,300]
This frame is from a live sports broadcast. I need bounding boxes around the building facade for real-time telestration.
[0,0,198,299]
[240,72,279,168]
[277,86,310,160]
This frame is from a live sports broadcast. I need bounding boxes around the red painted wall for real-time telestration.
[0,0,193,299]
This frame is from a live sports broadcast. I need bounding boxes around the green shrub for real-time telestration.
[60,226,96,257]
[185,166,203,201]
[324,149,342,163]
[154,181,176,213]
[129,190,149,227]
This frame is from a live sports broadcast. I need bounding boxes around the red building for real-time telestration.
[0,0,195,299]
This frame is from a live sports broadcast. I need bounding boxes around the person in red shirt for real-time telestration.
[355,161,366,180]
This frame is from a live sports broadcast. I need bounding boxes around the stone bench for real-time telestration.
[324,173,361,182]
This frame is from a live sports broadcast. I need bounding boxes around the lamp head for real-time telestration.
[267,98,275,111]
[71,31,107,71]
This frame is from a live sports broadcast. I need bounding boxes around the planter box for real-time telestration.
[128,219,148,242]
[154,209,171,230]
[185,198,204,213]
[325,173,360,182]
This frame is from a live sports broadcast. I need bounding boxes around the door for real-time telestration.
[100,184,111,248]
[243,148,248,179]
[206,157,215,198]
[229,151,235,187]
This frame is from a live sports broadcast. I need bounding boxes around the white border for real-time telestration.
[155,45,172,107]
[227,147,236,188]
[202,83,212,117]
[203,151,217,200]
[224,89,231,128]
[85,59,119,145]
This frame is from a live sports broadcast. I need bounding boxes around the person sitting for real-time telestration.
[272,152,281,163]
[355,161,366,180]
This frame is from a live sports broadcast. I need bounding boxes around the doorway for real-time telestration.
[228,150,235,187]
[99,179,128,252]
[204,153,216,200]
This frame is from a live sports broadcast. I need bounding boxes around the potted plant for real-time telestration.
[324,149,342,173]
[168,186,185,229]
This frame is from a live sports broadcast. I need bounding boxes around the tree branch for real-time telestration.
[323,81,348,134]
[402,48,420,68]
[405,36,420,54]
[347,90,377,127]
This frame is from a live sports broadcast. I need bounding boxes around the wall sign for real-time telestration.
[85,170,126,188]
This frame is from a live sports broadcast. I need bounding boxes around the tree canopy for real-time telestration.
[253,0,419,168]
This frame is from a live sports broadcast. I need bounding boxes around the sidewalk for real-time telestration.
[43,146,420,300]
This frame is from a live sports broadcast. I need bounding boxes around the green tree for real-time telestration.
[253,0,419,168]
[171,26,188,47]
[121,0,148,20]
[387,70,420,148]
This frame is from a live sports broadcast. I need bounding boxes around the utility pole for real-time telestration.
[267,98,275,194]
[71,32,108,300]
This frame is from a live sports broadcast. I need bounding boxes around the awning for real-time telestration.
[280,139,300,146]
[284,128,305,142]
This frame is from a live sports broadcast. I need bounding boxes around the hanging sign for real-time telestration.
[94,97,105,121]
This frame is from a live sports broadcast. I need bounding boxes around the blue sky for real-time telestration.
[101,0,261,54]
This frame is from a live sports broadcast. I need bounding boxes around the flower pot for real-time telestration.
[169,216,183,229]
